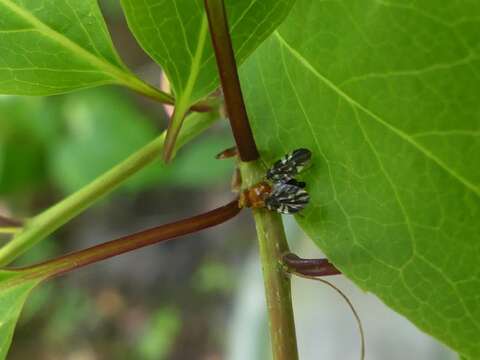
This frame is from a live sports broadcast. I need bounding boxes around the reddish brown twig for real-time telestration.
[282,253,341,277]
[205,0,259,162]
[18,199,241,279]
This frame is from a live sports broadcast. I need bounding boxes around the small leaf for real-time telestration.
[0,271,41,360]
[241,0,480,357]
[0,0,170,102]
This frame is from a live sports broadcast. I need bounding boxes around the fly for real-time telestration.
[266,148,312,183]
[239,148,312,214]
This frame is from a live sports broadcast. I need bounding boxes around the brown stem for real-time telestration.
[204,0,259,162]
[205,2,299,359]
[18,199,241,279]
[282,253,341,277]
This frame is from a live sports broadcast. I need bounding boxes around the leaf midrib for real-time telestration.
[274,31,480,197]
[181,14,209,105]
[163,15,209,158]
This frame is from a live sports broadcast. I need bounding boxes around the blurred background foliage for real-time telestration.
[0,88,234,200]
[0,71,247,359]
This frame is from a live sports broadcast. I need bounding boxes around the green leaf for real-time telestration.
[0,271,41,359]
[121,0,295,104]
[0,0,170,102]
[241,0,480,358]
[121,0,295,160]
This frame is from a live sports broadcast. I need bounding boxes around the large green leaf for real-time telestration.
[0,271,41,360]
[241,0,480,358]
[120,0,295,105]
[0,0,168,101]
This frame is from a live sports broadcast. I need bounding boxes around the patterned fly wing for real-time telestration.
[266,148,312,183]
[265,182,310,214]
[285,178,306,188]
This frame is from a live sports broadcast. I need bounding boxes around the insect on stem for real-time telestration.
[239,149,313,214]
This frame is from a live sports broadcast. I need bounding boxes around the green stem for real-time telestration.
[163,15,209,162]
[124,72,215,113]
[240,161,299,360]
[204,0,298,356]
[0,112,219,266]
[120,72,175,105]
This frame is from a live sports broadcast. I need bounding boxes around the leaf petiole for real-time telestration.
[163,15,210,162]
